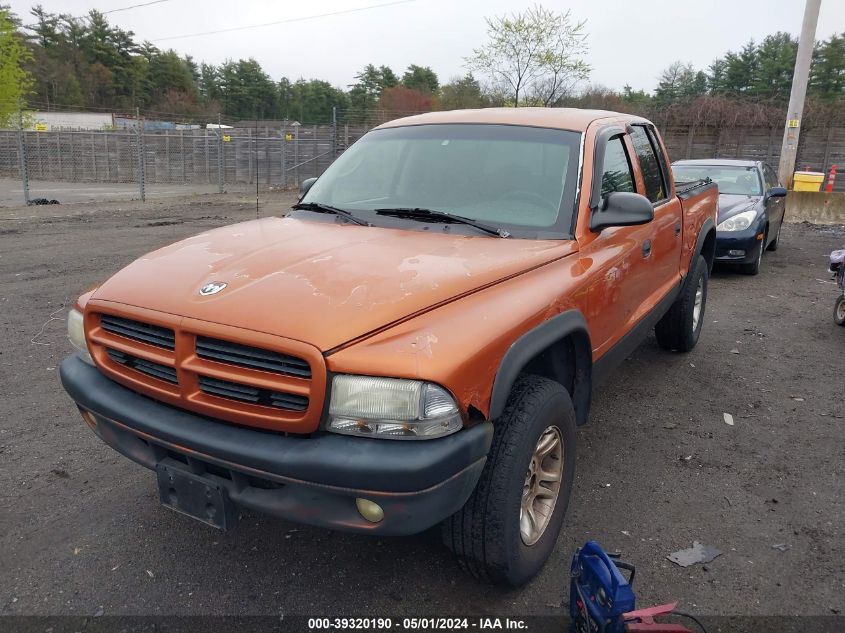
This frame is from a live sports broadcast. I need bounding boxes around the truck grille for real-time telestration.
[198,376,309,411]
[196,336,311,378]
[100,314,175,350]
[107,348,178,384]
[87,307,325,433]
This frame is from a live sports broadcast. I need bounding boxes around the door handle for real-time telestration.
[674,221,682,236]
[642,239,652,258]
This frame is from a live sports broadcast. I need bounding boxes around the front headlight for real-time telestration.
[327,375,462,440]
[67,309,94,365]
[717,210,757,231]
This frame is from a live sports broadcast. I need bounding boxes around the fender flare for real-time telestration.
[488,309,593,426]
[692,217,717,273]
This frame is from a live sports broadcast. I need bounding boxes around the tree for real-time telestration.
[621,84,651,108]
[810,33,845,100]
[218,58,277,119]
[348,64,398,119]
[440,74,489,110]
[721,41,759,96]
[28,4,61,48]
[654,61,700,103]
[199,62,220,103]
[751,32,797,101]
[401,64,439,93]
[707,58,728,94]
[283,78,348,123]
[147,50,197,107]
[465,4,589,106]
[0,7,33,125]
[378,86,437,112]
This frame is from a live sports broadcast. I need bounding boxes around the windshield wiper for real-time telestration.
[374,207,511,238]
[291,202,370,226]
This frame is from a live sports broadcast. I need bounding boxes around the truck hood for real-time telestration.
[93,217,576,351]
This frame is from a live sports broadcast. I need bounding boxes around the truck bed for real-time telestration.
[676,177,717,200]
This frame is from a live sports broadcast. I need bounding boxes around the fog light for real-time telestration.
[78,407,98,429]
[355,498,384,523]
[728,249,745,257]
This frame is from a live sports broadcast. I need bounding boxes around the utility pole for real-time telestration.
[777,0,822,188]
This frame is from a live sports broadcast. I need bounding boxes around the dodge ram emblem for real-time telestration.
[199,281,227,296]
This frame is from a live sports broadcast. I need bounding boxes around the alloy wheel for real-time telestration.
[692,277,704,332]
[520,426,564,546]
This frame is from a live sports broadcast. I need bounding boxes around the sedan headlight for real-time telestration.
[327,375,462,440]
[717,210,757,232]
[68,309,94,365]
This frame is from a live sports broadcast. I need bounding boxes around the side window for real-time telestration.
[763,164,779,188]
[646,126,671,193]
[601,136,635,196]
[629,125,667,203]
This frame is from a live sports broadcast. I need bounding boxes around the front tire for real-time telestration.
[767,220,782,251]
[442,375,576,586]
[741,231,766,275]
[655,255,709,352]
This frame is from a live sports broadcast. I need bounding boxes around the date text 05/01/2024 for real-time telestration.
[307,617,529,630]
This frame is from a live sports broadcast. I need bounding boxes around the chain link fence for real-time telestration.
[0,119,371,206]
[2,118,844,206]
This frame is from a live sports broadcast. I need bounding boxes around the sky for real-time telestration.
[7,0,845,93]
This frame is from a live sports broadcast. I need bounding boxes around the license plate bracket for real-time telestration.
[156,463,238,530]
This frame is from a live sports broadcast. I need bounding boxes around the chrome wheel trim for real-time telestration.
[692,278,704,332]
[520,426,564,546]
[836,298,845,321]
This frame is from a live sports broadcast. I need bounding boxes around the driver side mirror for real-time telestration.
[590,191,654,232]
[767,186,787,198]
[299,177,318,200]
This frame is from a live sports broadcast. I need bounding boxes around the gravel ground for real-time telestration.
[0,192,843,619]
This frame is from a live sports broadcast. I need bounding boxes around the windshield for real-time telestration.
[672,164,762,196]
[300,124,581,238]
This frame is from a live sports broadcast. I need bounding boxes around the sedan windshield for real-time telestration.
[672,164,762,196]
[300,124,581,238]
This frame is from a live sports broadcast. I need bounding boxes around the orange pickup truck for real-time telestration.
[61,108,717,586]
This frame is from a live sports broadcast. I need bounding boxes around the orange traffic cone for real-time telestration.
[825,165,837,193]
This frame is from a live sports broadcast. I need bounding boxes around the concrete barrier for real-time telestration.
[786,191,845,225]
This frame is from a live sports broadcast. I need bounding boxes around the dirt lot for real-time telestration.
[0,192,843,619]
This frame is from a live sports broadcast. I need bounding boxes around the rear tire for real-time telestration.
[442,375,576,586]
[835,296,845,326]
[655,255,708,352]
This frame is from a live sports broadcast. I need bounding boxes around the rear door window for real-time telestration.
[630,126,667,203]
[601,136,635,196]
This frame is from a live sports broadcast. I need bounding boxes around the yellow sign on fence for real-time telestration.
[222,134,231,142]
[285,133,294,141]
[34,123,48,132]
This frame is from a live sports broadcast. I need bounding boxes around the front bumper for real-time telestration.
[714,228,764,264]
[60,356,492,535]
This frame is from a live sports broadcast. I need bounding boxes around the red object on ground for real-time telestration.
[624,602,694,632]
[825,164,837,192]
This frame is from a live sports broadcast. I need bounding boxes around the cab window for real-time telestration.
[630,125,667,203]
[601,136,635,196]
